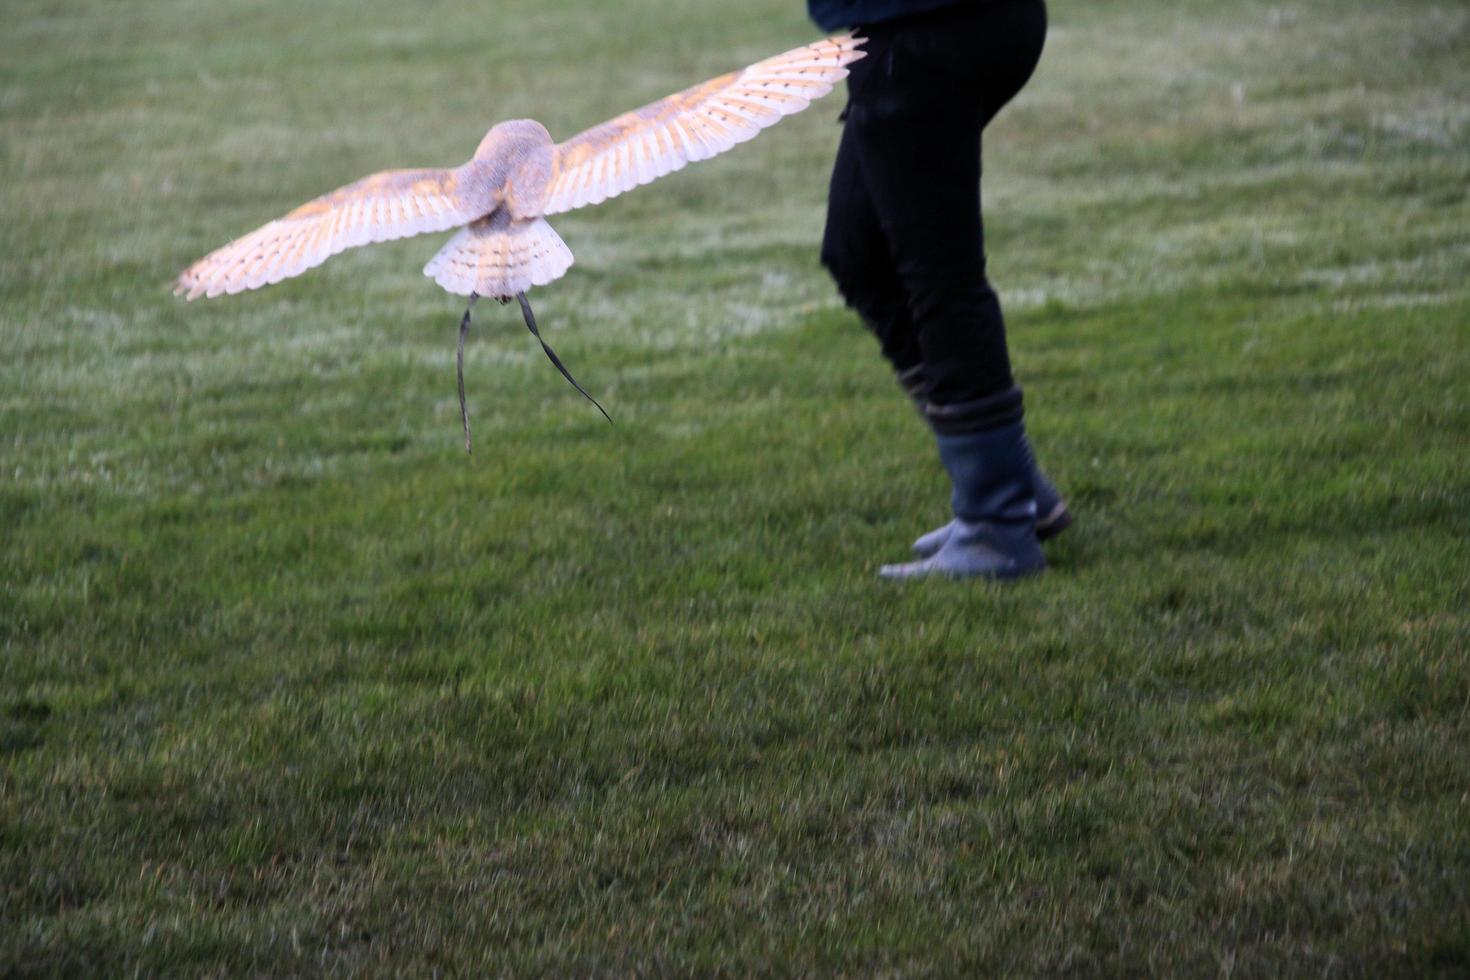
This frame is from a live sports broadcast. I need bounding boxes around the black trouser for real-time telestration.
[820,0,1047,432]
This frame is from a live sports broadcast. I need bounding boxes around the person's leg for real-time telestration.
[845,1,1048,415]
[841,1,1056,579]
[820,107,923,385]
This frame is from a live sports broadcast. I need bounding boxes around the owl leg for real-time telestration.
[515,292,612,425]
[458,293,478,455]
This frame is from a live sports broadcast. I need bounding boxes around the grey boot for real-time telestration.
[881,423,1046,581]
[912,463,1071,557]
[898,372,1071,556]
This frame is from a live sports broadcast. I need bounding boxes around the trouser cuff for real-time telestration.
[895,364,930,404]
[923,384,1024,435]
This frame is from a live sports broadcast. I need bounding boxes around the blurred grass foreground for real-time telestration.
[3,0,1468,974]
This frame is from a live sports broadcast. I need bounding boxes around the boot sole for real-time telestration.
[1036,502,1072,542]
[880,555,1045,581]
[910,502,1072,560]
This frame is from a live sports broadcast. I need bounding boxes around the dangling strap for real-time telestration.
[457,293,477,455]
[516,292,613,425]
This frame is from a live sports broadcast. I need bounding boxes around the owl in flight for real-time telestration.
[174,33,865,304]
[175,32,863,450]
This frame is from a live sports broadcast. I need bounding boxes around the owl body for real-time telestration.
[472,119,556,219]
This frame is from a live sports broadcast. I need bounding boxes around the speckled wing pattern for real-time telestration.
[540,33,865,216]
[174,168,492,300]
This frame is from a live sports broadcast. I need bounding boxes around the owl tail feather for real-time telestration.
[424,214,574,299]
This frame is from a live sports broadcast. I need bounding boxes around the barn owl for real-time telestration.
[174,32,865,448]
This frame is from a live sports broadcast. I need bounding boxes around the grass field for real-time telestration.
[3,0,1469,974]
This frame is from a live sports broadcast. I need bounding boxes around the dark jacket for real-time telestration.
[808,0,977,31]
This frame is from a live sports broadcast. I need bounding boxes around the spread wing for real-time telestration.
[540,33,864,216]
[175,167,494,300]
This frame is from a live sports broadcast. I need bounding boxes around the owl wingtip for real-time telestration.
[172,275,197,300]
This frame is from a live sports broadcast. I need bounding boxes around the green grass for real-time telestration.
[3,0,1469,974]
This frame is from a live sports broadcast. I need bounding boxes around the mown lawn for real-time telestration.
[3,0,1468,974]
